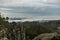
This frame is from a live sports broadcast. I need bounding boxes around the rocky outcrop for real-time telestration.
[33,33,60,40]
[0,37,8,40]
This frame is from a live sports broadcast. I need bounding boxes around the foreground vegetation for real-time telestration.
[0,14,60,40]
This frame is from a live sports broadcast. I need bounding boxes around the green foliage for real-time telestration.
[0,14,60,40]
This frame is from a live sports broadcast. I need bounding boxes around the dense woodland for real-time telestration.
[0,14,60,40]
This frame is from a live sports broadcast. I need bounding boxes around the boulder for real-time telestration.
[33,33,60,40]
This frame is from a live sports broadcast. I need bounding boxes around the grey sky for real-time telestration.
[0,0,60,20]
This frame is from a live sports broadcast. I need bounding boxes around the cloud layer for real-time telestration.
[0,0,60,7]
[0,0,60,20]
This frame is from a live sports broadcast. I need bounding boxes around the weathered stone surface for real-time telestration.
[0,37,8,40]
[33,33,60,40]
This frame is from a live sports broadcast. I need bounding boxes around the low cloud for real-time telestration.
[0,0,60,7]
[0,8,12,11]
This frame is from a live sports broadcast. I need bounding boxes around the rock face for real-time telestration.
[33,33,60,40]
[0,37,8,40]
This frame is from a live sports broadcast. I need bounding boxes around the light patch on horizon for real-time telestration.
[8,16,60,22]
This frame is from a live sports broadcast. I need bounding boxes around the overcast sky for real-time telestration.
[0,0,60,20]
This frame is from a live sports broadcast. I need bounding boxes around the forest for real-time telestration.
[0,14,60,40]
